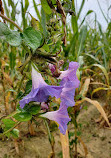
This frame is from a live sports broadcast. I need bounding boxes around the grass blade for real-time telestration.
[33,0,41,21]
[77,0,85,19]
[3,0,10,18]
[97,0,108,23]
[84,53,101,64]
[77,25,87,59]
[91,87,110,98]
[92,64,109,85]
[79,10,93,28]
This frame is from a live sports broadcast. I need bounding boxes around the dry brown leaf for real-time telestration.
[0,59,6,67]
[3,72,13,87]
[84,97,110,126]
[60,130,70,158]
[80,78,90,97]
[77,136,88,157]
[6,91,10,103]
[90,82,109,87]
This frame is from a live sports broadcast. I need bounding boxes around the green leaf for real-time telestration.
[2,119,16,129]
[6,31,22,46]
[16,91,24,99]
[16,103,40,115]
[21,0,27,29]
[97,0,108,23]
[69,132,75,139]
[25,80,32,94]
[3,0,10,18]
[28,105,41,115]
[41,0,52,14]
[25,0,29,12]
[0,22,11,37]
[41,7,48,38]
[51,0,56,4]
[33,0,41,21]
[14,112,32,122]
[11,129,19,138]
[79,10,93,28]
[23,27,43,51]
[16,104,26,112]
[77,25,87,59]
[71,1,78,34]
[2,118,19,138]
[77,0,85,19]
[42,44,50,52]
[0,23,22,46]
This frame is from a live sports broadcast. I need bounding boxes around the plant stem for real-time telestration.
[28,121,35,136]
[19,54,32,74]
[0,13,22,32]
[44,120,55,157]
[17,73,26,94]
[72,111,78,158]
[1,67,10,114]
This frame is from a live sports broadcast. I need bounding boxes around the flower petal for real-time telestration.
[19,66,63,108]
[32,66,47,89]
[19,88,39,108]
[46,85,63,99]
[60,87,75,107]
[41,103,71,134]
[58,62,79,84]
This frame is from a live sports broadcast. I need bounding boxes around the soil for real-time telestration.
[77,103,111,158]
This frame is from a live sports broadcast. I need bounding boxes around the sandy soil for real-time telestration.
[77,104,111,158]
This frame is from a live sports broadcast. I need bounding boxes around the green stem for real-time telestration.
[3,121,21,135]
[44,120,52,143]
[19,53,32,73]
[44,120,55,155]
[17,73,26,94]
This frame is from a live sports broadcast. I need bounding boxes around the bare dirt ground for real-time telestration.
[0,101,111,158]
[77,104,111,158]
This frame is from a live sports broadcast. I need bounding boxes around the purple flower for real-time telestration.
[41,102,71,134]
[19,66,63,108]
[59,62,80,107]
[60,81,76,107]
[58,62,80,87]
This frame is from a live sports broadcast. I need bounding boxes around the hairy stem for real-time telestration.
[0,13,22,32]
